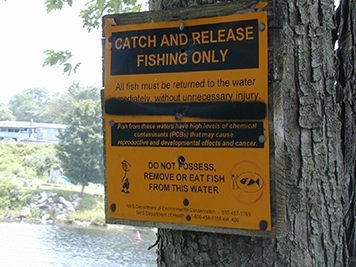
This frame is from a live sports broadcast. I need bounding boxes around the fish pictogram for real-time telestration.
[240,177,260,186]
[230,161,265,204]
[233,172,264,193]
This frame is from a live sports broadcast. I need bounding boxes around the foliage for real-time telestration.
[0,179,31,210]
[43,0,141,75]
[67,194,104,222]
[0,106,15,121]
[67,83,100,103]
[40,92,71,124]
[56,87,104,191]
[80,0,141,31]
[8,88,50,122]
[43,50,81,76]
[45,0,141,31]
[6,86,85,124]
[45,0,73,11]
[0,179,105,223]
[0,143,58,180]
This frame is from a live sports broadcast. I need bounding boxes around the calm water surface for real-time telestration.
[0,222,157,267]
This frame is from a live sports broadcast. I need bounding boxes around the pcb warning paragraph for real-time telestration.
[111,121,264,148]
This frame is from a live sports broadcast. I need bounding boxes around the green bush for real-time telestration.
[0,179,30,209]
[0,143,59,180]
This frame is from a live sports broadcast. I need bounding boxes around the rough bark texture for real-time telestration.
[148,0,353,266]
[336,0,356,264]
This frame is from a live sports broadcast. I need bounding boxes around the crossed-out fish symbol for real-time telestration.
[232,172,263,193]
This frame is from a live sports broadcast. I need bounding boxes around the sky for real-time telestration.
[0,1,339,105]
[0,0,148,105]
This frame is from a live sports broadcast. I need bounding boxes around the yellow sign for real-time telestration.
[103,11,270,232]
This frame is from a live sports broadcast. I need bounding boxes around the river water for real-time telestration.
[0,222,157,267]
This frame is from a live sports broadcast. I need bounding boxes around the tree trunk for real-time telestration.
[336,0,356,264]
[80,184,86,197]
[148,0,354,266]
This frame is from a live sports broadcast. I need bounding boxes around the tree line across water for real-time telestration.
[0,85,104,193]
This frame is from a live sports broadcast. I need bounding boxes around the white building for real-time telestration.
[0,120,66,143]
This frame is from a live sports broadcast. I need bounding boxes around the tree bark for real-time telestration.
[80,184,86,197]
[336,0,356,264]
[147,0,354,266]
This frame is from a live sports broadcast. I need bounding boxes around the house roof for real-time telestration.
[0,120,67,129]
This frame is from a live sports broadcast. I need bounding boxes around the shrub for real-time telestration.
[0,179,30,209]
[0,143,59,180]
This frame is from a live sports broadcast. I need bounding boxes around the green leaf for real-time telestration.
[43,50,72,66]
[44,1,142,74]
[80,0,142,32]
[43,49,81,76]
[45,0,73,13]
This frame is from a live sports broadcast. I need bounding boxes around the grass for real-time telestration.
[0,143,58,180]
[67,194,105,223]
[0,143,105,225]
[38,182,105,223]
[0,178,105,224]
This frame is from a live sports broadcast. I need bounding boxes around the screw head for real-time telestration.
[183,199,190,206]
[110,203,117,212]
[186,215,191,221]
[179,21,184,31]
[175,112,183,120]
[178,156,186,165]
[259,23,266,31]
[259,220,268,230]
[258,135,266,143]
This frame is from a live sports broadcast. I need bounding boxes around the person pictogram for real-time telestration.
[121,160,131,193]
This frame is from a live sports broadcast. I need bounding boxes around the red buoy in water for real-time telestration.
[135,231,142,241]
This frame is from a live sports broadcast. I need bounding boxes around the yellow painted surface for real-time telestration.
[103,12,270,231]
[255,2,269,9]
